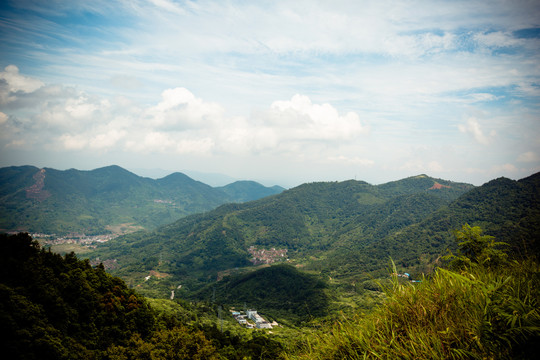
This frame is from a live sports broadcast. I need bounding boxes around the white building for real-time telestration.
[246,310,257,320]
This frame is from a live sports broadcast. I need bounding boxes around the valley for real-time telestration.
[1,167,539,359]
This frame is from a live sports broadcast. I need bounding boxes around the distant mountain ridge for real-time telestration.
[88,172,540,301]
[217,180,286,203]
[319,172,540,280]
[89,173,489,296]
[0,165,285,235]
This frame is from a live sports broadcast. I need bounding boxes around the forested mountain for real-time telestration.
[217,181,286,203]
[193,264,329,323]
[0,165,284,235]
[88,174,486,296]
[365,172,540,273]
[2,173,539,359]
[0,233,285,359]
[0,233,155,359]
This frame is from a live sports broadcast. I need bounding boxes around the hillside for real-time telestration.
[0,233,155,358]
[289,233,540,359]
[87,174,481,296]
[193,264,329,323]
[217,181,286,202]
[363,172,540,274]
[0,233,285,359]
[0,165,284,235]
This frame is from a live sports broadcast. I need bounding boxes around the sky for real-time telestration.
[0,0,539,188]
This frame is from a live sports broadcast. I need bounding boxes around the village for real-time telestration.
[32,233,116,248]
[230,309,279,329]
[44,233,115,245]
[247,246,288,265]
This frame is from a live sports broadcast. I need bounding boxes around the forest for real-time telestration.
[0,165,283,235]
[1,170,539,359]
[2,226,538,359]
[0,233,284,360]
[88,172,539,301]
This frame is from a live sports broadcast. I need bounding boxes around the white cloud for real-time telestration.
[458,117,496,145]
[125,131,215,155]
[0,65,44,105]
[89,129,126,150]
[145,87,224,130]
[267,94,367,141]
[517,151,539,163]
[474,31,524,49]
[469,93,499,102]
[58,133,87,150]
[147,0,187,16]
[65,96,100,119]
[0,67,370,161]
[0,65,43,94]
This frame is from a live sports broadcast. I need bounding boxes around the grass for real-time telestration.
[286,259,540,359]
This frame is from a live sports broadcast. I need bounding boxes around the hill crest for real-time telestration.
[0,165,284,235]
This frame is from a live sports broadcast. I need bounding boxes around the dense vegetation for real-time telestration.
[193,264,330,323]
[367,173,540,274]
[287,225,540,359]
[0,233,285,359]
[0,232,155,359]
[89,173,540,301]
[3,225,538,359]
[0,165,283,235]
[2,171,539,359]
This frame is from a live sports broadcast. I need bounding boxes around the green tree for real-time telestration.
[445,224,508,269]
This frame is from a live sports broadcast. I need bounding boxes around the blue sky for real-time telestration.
[1,0,539,187]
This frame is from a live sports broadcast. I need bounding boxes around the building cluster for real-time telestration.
[392,272,422,283]
[393,272,410,278]
[247,246,288,265]
[43,233,116,246]
[153,199,174,204]
[230,309,278,329]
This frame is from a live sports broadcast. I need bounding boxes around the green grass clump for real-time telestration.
[287,259,539,359]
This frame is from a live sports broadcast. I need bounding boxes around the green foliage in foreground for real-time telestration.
[287,226,540,359]
[0,233,155,359]
[0,233,286,359]
[3,226,538,359]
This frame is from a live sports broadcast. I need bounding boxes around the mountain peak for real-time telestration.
[217,180,284,202]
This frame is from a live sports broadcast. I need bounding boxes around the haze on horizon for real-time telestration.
[1,0,539,188]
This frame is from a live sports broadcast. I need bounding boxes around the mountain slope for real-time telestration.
[370,172,540,269]
[194,264,329,322]
[89,175,477,293]
[0,165,284,235]
[217,181,285,202]
[0,233,155,358]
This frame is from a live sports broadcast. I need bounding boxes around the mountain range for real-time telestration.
[0,165,284,235]
[3,165,539,309]
[86,172,540,301]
